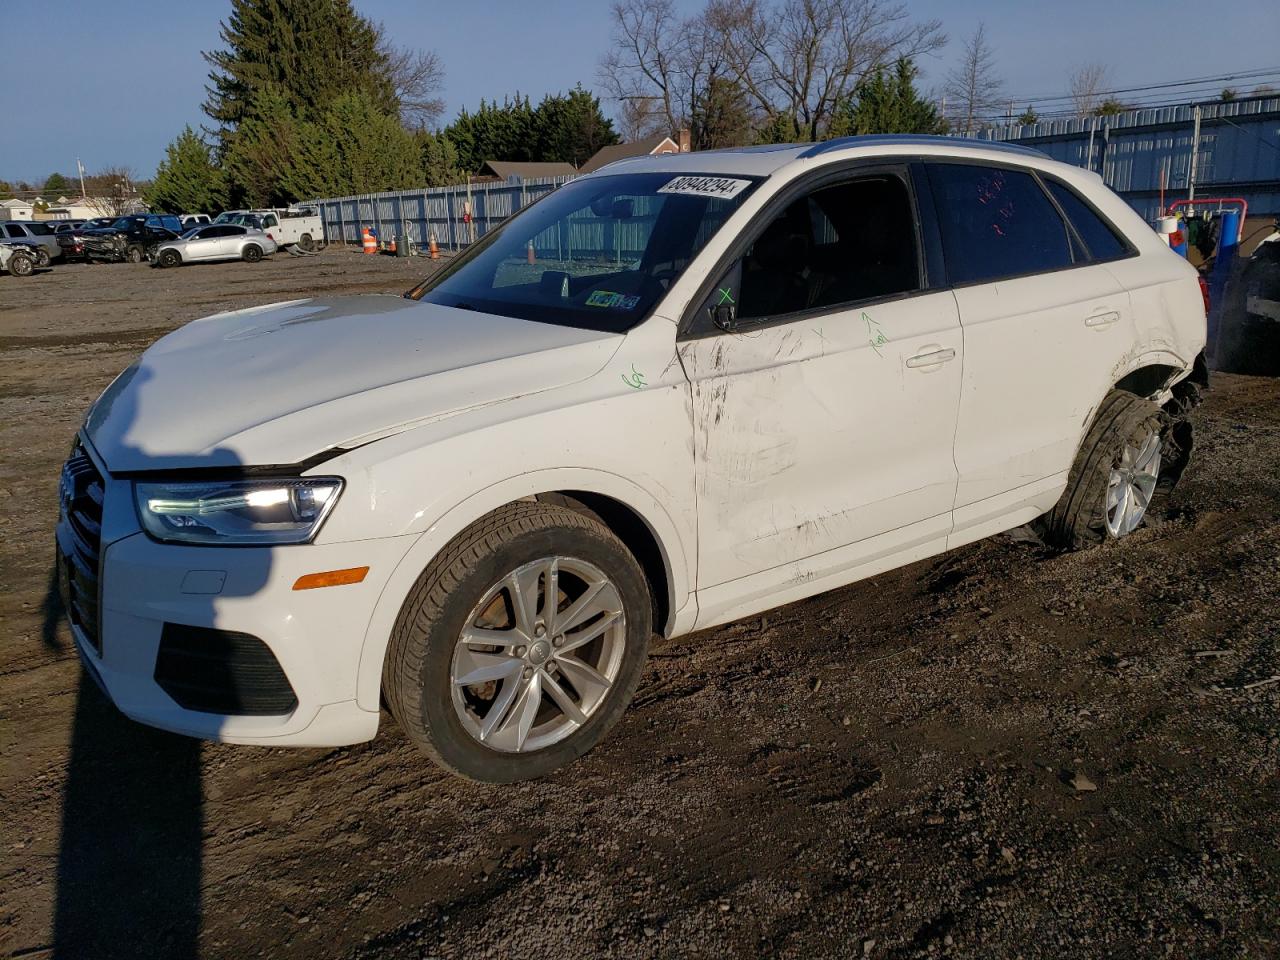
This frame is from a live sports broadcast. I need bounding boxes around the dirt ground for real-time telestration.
[1,250,1277,960]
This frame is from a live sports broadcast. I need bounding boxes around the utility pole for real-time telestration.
[1086,115,1097,172]
[1187,103,1202,202]
[76,158,86,198]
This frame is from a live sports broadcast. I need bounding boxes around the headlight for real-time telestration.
[134,478,342,545]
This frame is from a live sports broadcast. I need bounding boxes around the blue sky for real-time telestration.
[1,0,1276,183]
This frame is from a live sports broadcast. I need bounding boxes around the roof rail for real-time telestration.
[797,133,1048,160]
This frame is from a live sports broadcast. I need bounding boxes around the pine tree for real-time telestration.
[285,92,424,199]
[43,172,71,195]
[416,129,462,187]
[533,86,619,167]
[204,0,394,131]
[444,95,538,172]
[221,85,306,206]
[146,127,227,214]
[828,59,945,137]
[691,76,754,150]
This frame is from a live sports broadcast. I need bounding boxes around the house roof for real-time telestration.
[1,198,32,208]
[481,160,578,181]
[578,134,680,174]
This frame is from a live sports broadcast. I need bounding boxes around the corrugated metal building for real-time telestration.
[967,94,1280,220]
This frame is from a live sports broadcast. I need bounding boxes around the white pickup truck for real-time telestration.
[214,208,324,251]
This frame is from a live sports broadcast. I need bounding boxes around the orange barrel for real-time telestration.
[429,232,439,260]
[362,228,376,255]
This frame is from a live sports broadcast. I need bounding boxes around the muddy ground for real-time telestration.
[1,250,1277,959]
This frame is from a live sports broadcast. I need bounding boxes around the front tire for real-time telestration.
[8,252,35,277]
[158,249,181,268]
[1039,391,1165,549]
[126,244,144,264]
[383,502,652,783]
[242,244,263,263]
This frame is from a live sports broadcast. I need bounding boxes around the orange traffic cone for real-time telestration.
[527,240,536,265]
[361,228,376,255]
[388,237,397,254]
[428,232,439,260]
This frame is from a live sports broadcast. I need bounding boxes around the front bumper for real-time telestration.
[55,463,418,747]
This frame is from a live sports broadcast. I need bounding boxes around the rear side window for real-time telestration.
[1044,179,1130,261]
[5,225,24,238]
[927,163,1073,284]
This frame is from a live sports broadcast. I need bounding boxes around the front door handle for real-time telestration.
[905,346,957,369]
[1085,310,1120,328]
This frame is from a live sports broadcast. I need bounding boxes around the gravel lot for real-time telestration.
[1,250,1277,959]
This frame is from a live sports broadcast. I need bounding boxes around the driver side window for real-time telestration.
[727,173,922,324]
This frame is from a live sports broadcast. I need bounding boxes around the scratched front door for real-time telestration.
[678,289,965,590]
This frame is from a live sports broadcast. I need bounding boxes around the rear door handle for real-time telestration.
[905,346,956,369]
[1085,310,1120,327]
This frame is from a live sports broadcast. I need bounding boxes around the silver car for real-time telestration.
[153,224,278,267]
[2,221,62,266]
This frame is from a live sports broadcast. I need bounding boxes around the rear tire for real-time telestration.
[242,244,263,263]
[1038,391,1165,550]
[299,233,315,252]
[383,502,652,783]
[126,244,144,264]
[36,248,51,267]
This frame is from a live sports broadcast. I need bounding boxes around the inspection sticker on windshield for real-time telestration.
[586,290,640,309]
[657,176,751,200]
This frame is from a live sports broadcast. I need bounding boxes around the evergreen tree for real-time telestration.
[1017,106,1039,125]
[828,60,945,138]
[416,129,462,187]
[285,92,424,199]
[533,86,619,167]
[204,0,394,131]
[43,172,71,195]
[444,95,538,172]
[221,85,306,206]
[146,127,227,213]
[690,76,754,150]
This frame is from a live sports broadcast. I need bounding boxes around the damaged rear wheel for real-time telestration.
[1039,391,1165,550]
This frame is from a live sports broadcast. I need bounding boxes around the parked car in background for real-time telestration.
[0,242,39,277]
[79,214,183,263]
[57,137,1207,783]
[180,214,212,229]
[154,224,278,267]
[215,207,323,250]
[51,220,88,234]
[57,217,124,261]
[2,221,62,266]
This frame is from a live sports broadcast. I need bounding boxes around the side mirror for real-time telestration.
[703,260,744,332]
[710,302,737,331]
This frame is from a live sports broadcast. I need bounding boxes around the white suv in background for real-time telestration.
[57,136,1206,782]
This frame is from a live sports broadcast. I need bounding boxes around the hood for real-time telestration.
[86,295,622,472]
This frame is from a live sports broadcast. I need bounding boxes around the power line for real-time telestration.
[1003,65,1280,107]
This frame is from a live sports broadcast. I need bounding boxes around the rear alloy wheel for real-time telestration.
[7,252,35,277]
[242,244,263,263]
[126,244,144,264]
[298,233,315,252]
[36,248,51,267]
[1039,390,1166,549]
[383,502,652,782]
[158,249,181,268]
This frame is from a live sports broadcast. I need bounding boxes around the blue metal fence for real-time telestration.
[966,95,1280,220]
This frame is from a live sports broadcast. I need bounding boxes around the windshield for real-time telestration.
[109,217,138,230]
[180,227,204,239]
[407,172,760,332]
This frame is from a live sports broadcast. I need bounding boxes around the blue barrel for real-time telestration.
[1169,218,1189,259]
[1207,210,1241,345]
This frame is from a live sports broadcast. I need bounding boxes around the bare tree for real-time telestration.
[1069,62,1110,118]
[81,167,142,215]
[599,0,745,146]
[709,0,945,142]
[376,28,446,129]
[945,22,1002,136]
[601,0,944,145]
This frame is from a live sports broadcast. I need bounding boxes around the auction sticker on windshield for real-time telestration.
[657,176,752,200]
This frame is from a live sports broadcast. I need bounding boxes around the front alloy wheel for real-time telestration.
[384,501,651,782]
[452,556,626,753]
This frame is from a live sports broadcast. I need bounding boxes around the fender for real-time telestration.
[353,466,695,712]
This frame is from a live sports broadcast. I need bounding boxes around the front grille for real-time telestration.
[60,445,104,654]
[154,625,298,716]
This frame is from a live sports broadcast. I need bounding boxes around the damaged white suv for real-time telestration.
[58,136,1206,782]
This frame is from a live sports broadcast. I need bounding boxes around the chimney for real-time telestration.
[677,127,691,153]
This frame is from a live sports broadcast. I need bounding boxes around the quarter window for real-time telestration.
[1044,179,1129,261]
[927,163,1073,284]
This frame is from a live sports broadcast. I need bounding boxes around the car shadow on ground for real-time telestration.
[42,572,204,959]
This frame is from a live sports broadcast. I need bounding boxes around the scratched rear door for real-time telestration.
[676,166,963,592]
